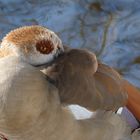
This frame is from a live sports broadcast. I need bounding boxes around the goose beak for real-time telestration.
[55,46,64,58]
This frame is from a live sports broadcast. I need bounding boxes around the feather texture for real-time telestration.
[43,48,127,111]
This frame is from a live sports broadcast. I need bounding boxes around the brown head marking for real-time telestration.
[36,40,54,54]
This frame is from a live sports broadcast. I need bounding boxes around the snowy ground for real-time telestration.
[0,0,140,120]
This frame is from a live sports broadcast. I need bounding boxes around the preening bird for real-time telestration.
[44,46,140,122]
[43,48,128,111]
[0,25,139,114]
[0,25,134,140]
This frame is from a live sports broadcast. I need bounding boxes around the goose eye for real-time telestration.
[36,40,54,54]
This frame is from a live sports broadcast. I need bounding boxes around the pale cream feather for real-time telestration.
[0,55,133,140]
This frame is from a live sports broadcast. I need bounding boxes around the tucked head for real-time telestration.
[1,25,64,66]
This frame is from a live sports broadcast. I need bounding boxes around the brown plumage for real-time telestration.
[43,48,128,111]
[0,26,134,140]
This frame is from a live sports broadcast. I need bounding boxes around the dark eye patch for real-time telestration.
[36,40,54,54]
